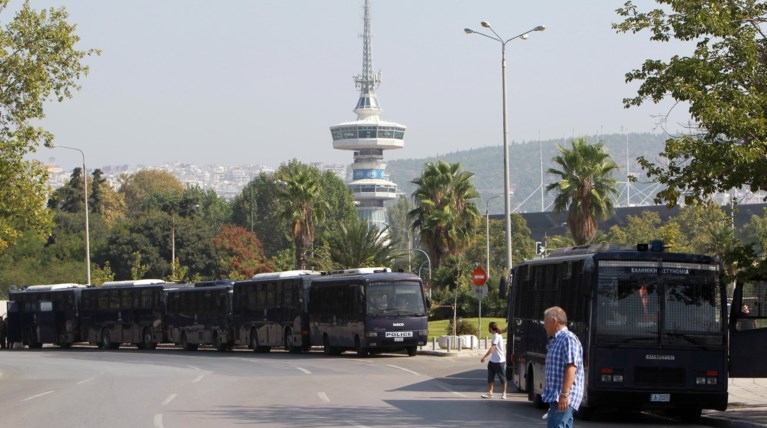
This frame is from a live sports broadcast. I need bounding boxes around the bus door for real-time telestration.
[6,300,22,344]
[36,300,57,343]
[729,277,767,377]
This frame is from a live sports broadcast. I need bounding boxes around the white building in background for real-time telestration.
[330,0,406,230]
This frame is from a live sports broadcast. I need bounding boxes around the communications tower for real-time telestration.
[330,0,406,230]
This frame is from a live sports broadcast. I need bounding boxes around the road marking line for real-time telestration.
[435,382,467,398]
[386,364,420,376]
[22,391,54,401]
[296,367,311,374]
[347,420,369,428]
[153,413,164,428]
[162,393,177,406]
[77,377,95,385]
[192,374,205,383]
[185,365,200,371]
[318,392,330,403]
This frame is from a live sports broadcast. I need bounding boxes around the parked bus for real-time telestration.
[307,268,428,356]
[165,281,233,351]
[508,243,728,421]
[79,279,167,350]
[6,283,86,348]
[232,270,319,353]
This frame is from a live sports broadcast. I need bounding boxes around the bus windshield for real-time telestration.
[366,281,426,316]
[595,261,723,346]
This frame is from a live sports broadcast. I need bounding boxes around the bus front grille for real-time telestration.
[634,366,685,386]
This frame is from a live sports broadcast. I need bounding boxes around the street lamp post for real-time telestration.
[54,145,91,285]
[465,22,545,276]
[399,248,432,297]
[485,195,501,278]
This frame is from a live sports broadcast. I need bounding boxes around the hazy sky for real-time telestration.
[22,0,691,170]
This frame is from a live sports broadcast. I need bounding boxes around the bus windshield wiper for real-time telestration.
[665,331,703,346]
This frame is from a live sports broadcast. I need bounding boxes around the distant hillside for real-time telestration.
[386,132,668,214]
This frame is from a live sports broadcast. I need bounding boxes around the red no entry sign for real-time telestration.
[471,266,487,286]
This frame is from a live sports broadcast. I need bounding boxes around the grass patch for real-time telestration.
[427,317,507,341]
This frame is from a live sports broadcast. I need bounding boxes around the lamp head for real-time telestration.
[480,21,491,28]
[534,25,546,32]
[521,34,529,40]
[463,28,473,34]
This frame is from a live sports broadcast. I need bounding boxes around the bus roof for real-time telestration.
[22,283,86,291]
[251,270,322,279]
[324,267,392,275]
[100,279,165,287]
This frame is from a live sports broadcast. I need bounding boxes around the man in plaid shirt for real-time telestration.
[542,306,584,427]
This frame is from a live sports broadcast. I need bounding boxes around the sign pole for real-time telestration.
[471,266,488,339]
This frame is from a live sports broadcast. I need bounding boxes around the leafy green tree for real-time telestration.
[607,210,664,245]
[667,203,731,255]
[408,160,481,270]
[742,209,767,258]
[614,1,767,205]
[325,217,397,270]
[387,195,415,253]
[118,170,185,216]
[546,138,619,245]
[0,1,97,253]
[230,174,292,259]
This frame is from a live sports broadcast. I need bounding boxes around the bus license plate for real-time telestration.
[385,331,413,338]
[651,394,670,402]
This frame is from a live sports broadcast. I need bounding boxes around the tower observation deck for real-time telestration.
[330,0,405,230]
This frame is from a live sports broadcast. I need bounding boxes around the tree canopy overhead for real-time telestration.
[0,1,98,252]
[614,0,767,205]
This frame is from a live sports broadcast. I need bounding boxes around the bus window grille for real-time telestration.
[634,367,685,386]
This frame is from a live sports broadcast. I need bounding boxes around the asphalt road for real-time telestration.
[0,346,716,428]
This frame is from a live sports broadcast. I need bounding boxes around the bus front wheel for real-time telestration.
[527,369,545,409]
[406,346,417,357]
[285,328,299,353]
[142,327,157,350]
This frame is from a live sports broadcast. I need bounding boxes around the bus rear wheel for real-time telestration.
[285,328,299,353]
[142,327,157,350]
[323,335,333,356]
[251,330,269,353]
[213,332,228,352]
[355,336,369,357]
[100,329,111,350]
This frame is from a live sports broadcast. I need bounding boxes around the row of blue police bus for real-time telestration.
[5,268,429,357]
[505,241,767,422]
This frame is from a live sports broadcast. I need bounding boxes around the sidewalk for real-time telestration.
[703,378,767,428]
[418,346,767,427]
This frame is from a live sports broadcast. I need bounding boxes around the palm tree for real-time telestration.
[278,168,328,269]
[326,217,397,269]
[408,160,481,270]
[546,138,619,245]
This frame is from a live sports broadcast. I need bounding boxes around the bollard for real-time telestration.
[432,337,437,351]
[447,336,451,352]
[458,336,463,350]
[484,336,488,349]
